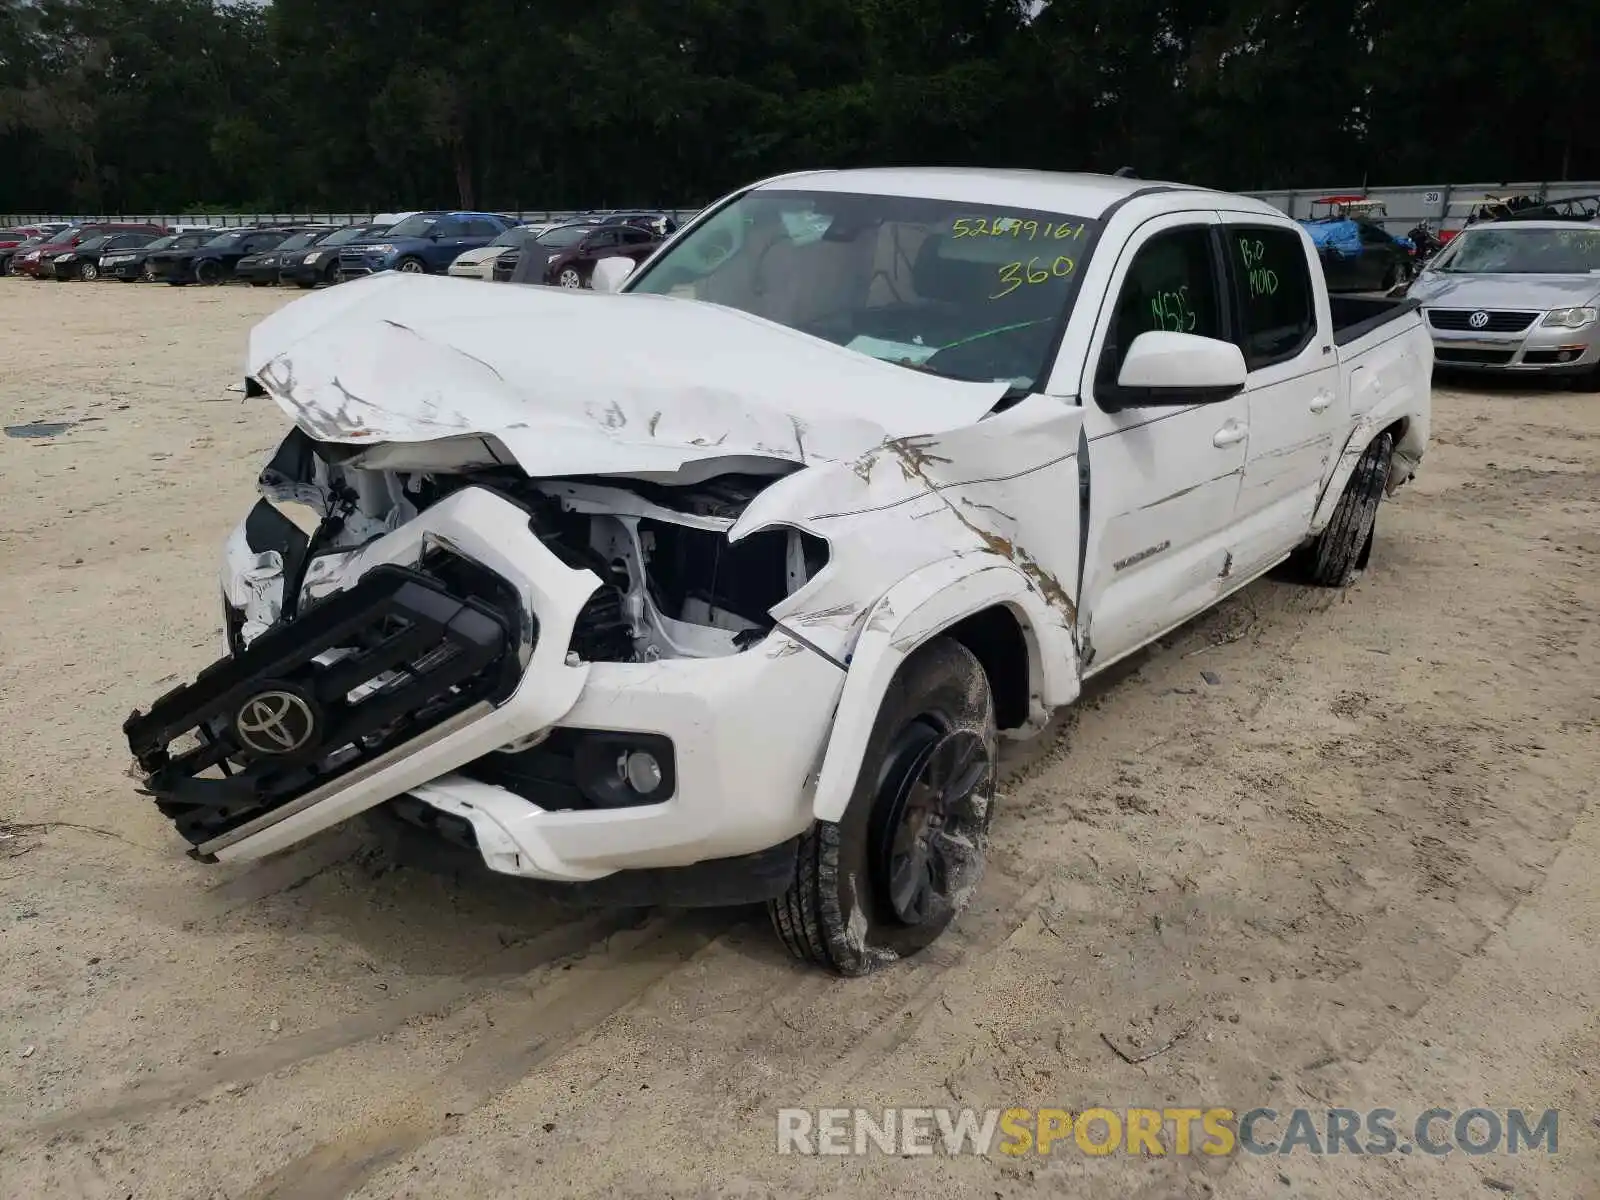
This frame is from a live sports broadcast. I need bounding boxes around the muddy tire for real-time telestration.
[770,637,997,976]
[1301,431,1393,587]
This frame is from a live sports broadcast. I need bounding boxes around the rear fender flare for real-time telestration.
[809,558,1079,824]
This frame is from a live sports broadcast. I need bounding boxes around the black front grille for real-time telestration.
[1427,309,1537,333]
[1435,347,1516,365]
[124,560,528,847]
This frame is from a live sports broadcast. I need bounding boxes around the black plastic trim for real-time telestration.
[125,562,524,846]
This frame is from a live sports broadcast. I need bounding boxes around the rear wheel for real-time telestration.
[194,259,223,286]
[771,637,997,976]
[1300,431,1394,587]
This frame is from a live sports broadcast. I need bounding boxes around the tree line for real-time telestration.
[1,0,1594,216]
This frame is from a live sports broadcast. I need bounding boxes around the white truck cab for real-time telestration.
[126,169,1430,974]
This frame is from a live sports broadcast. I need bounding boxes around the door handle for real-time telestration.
[1212,423,1247,448]
[1309,392,1334,413]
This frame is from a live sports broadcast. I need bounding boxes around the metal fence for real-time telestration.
[1240,181,1600,230]
[0,208,704,229]
[8,180,1600,234]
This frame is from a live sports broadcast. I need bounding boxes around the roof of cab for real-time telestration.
[752,167,1280,220]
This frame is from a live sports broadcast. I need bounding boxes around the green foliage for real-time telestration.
[0,0,1593,213]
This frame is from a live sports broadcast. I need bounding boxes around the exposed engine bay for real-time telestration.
[251,430,829,664]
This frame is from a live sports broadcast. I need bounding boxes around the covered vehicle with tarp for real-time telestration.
[1304,217,1363,259]
[1301,215,1412,292]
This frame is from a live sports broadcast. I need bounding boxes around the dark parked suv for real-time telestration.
[146,227,303,285]
[337,211,512,278]
[101,230,219,281]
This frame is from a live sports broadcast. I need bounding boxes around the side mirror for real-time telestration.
[1106,331,1247,410]
[591,256,635,294]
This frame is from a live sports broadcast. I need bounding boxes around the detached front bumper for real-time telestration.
[126,487,842,887]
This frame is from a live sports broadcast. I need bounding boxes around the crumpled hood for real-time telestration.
[245,273,1010,475]
[1409,271,1600,310]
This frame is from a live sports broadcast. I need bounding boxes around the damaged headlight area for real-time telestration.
[242,428,832,666]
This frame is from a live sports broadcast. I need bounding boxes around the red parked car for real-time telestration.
[11,222,166,278]
[0,226,53,274]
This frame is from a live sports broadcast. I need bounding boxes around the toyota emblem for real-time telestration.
[1468,310,1491,329]
[235,689,318,755]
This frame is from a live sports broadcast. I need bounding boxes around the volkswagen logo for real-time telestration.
[1468,310,1491,329]
[234,689,318,755]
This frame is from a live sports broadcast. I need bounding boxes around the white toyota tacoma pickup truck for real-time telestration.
[126,168,1431,975]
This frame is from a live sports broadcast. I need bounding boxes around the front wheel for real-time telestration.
[194,259,223,285]
[1300,431,1393,587]
[141,262,157,282]
[557,265,585,289]
[80,262,98,282]
[771,637,997,976]
[396,257,426,274]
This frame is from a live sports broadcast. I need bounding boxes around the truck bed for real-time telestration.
[1329,293,1421,347]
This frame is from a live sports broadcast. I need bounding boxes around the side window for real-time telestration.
[464,219,499,237]
[588,229,621,249]
[1359,223,1390,245]
[1226,226,1315,369]
[620,227,654,245]
[431,219,462,238]
[1099,225,1221,381]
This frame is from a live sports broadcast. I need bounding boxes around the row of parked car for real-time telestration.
[0,209,680,290]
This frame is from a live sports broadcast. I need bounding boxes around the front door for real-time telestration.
[1078,211,1250,672]
[1216,216,1344,578]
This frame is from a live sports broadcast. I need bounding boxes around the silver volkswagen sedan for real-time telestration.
[1408,220,1600,388]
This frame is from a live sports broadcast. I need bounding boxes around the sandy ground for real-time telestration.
[1,277,1597,1200]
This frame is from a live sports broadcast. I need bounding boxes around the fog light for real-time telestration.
[570,732,676,808]
[620,750,663,795]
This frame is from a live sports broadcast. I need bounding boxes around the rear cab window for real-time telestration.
[1224,226,1317,369]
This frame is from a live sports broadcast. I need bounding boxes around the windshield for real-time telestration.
[384,215,438,239]
[1433,226,1600,274]
[141,235,179,251]
[321,225,380,247]
[536,224,597,248]
[491,227,536,248]
[272,232,322,251]
[627,190,1101,388]
[74,236,112,252]
[202,231,247,248]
